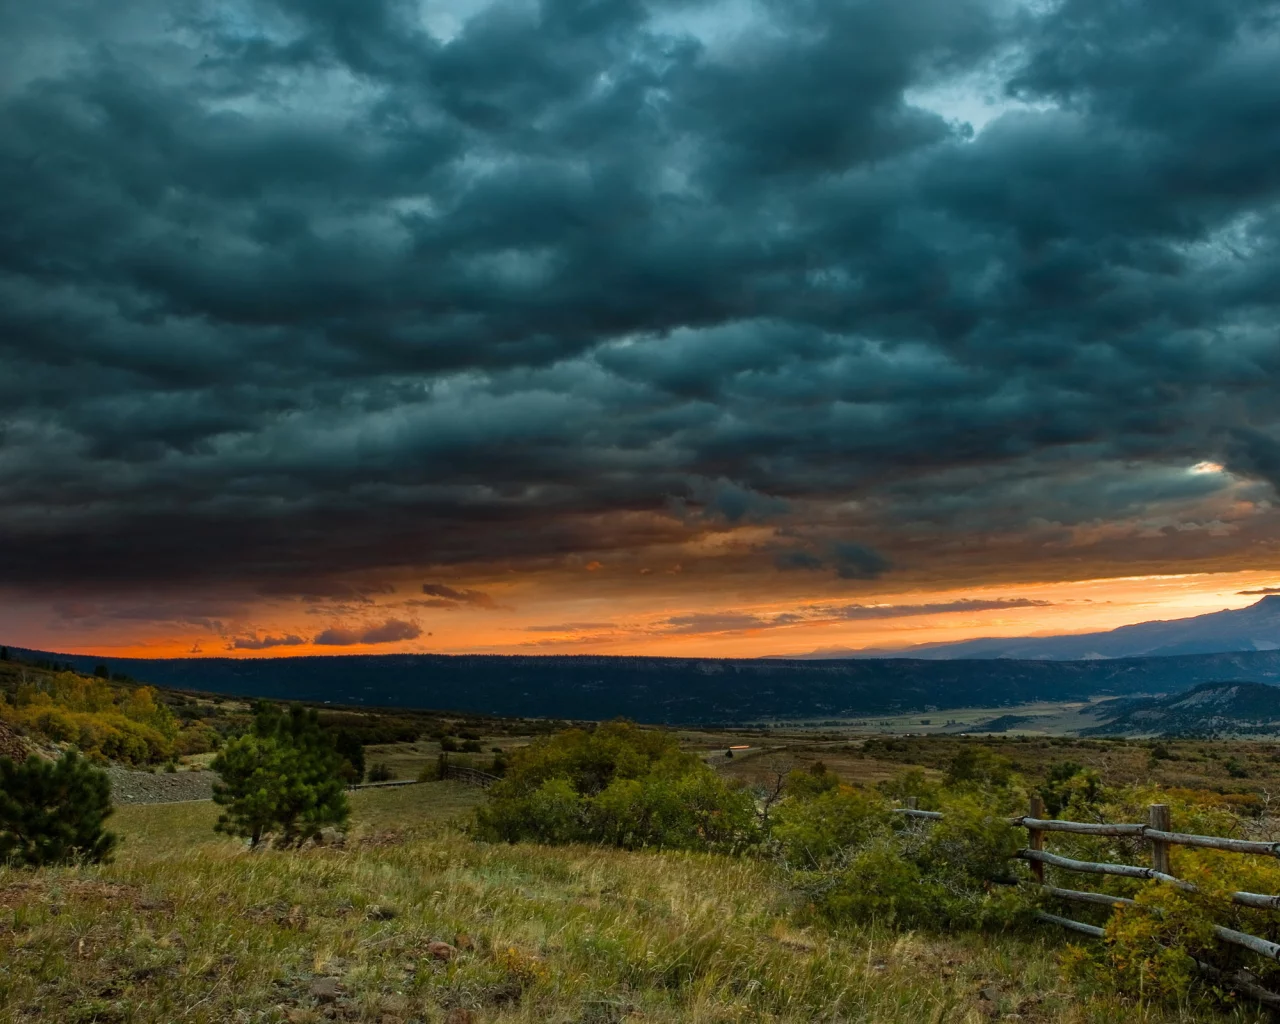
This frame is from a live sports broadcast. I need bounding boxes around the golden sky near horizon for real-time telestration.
[9,566,1279,661]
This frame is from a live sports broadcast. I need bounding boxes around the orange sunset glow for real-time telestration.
[8,567,1279,662]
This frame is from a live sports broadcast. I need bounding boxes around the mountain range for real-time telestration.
[795,595,1280,661]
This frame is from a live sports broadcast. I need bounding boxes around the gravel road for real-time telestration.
[106,766,216,804]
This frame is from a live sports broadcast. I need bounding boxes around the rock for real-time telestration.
[978,986,999,1002]
[427,941,458,961]
[454,932,475,951]
[317,827,347,847]
[366,904,397,921]
[310,977,343,1002]
[443,1010,475,1024]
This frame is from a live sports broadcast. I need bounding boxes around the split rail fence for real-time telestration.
[897,796,1280,1008]
[438,754,500,788]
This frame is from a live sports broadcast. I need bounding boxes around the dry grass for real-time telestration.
[0,781,1271,1023]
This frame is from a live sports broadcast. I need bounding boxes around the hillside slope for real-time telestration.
[0,784,1256,1024]
[1084,681,1280,737]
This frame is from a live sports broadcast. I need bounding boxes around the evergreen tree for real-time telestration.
[332,729,365,784]
[211,705,349,846]
[0,751,117,867]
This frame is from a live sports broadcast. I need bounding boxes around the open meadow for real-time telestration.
[1,778,1274,1024]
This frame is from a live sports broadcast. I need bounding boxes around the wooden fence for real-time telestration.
[347,779,420,791]
[438,755,500,788]
[897,796,1280,1008]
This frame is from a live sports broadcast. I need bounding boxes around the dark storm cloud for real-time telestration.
[2,0,1280,595]
[228,633,307,650]
[774,541,892,579]
[823,598,1051,619]
[658,596,1051,634]
[420,583,499,608]
[313,619,423,645]
[661,612,802,634]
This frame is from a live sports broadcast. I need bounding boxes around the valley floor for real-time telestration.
[0,783,1269,1024]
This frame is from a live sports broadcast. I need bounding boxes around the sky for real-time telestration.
[2,0,1280,659]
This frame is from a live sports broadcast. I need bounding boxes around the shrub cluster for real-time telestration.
[773,765,1026,930]
[0,673,187,765]
[473,720,758,852]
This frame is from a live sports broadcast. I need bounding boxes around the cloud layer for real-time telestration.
[2,0,1279,647]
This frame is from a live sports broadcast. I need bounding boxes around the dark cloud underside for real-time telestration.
[1,0,1279,599]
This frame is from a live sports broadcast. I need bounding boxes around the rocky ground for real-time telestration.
[105,765,216,803]
[0,720,31,763]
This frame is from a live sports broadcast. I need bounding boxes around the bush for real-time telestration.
[367,762,393,783]
[1039,761,1102,817]
[798,792,1025,930]
[773,787,891,868]
[786,761,840,801]
[211,705,349,847]
[945,746,1014,789]
[473,720,758,852]
[0,751,117,866]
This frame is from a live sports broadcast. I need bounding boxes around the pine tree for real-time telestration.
[0,751,117,866]
[211,705,349,846]
[333,729,366,784]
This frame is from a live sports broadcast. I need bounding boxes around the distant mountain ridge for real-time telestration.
[795,595,1280,661]
[1083,681,1280,737]
[9,645,1280,724]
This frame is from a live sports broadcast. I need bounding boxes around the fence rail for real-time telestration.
[347,779,421,790]
[440,760,500,788]
[897,797,1280,1008]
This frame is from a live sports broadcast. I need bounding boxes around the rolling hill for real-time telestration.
[1083,681,1280,737]
[10,645,1280,724]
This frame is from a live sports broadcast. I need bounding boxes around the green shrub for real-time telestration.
[473,720,758,852]
[367,762,393,783]
[1039,761,1102,817]
[0,751,117,867]
[945,745,1014,789]
[877,767,940,809]
[786,779,1027,931]
[773,787,891,868]
[785,761,840,800]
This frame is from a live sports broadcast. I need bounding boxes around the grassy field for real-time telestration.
[1,781,1272,1023]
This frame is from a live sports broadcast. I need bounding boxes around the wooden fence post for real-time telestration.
[906,796,918,811]
[1028,795,1046,884]
[1149,804,1171,875]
